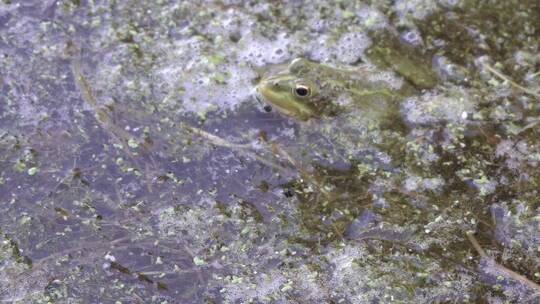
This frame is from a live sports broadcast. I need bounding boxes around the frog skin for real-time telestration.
[256,44,437,121]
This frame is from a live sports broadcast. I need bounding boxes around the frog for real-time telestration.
[254,52,438,243]
[255,40,438,121]
[253,40,441,243]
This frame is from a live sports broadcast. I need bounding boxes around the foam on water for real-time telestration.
[238,33,291,67]
[402,89,477,125]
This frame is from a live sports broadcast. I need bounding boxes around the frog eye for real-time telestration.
[293,84,311,98]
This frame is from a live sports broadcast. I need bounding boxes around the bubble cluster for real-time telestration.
[402,90,477,125]
[335,32,371,64]
[432,55,469,83]
[365,68,405,90]
[403,175,445,192]
[238,33,291,66]
[356,6,389,30]
[399,30,424,46]
[178,64,257,114]
[394,0,440,20]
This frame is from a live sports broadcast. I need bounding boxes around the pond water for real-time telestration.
[0,1,539,303]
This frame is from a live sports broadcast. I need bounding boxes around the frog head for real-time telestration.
[256,58,322,120]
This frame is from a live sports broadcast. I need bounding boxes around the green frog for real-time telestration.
[254,41,440,242]
[256,43,437,121]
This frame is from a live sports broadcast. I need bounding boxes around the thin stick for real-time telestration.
[466,231,540,293]
[180,123,294,174]
[465,230,488,257]
[71,58,154,192]
[482,63,540,99]
[181,122,253,150]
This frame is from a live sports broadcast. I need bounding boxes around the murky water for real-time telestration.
[1,1,539,303]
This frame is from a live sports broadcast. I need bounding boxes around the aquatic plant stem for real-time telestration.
[71,57,155,193]
[465,231,540,294]
[180,122,294,174]
[481,63,540,99]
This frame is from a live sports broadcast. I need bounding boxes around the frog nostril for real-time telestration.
[263,105,272,112]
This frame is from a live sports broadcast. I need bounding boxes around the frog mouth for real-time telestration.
[255,86,291,116]
[254,87,265,105]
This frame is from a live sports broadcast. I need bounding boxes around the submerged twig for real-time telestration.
[481,63,540,99]
[71,60,133,145]
[517,119,540,135]
[71,56,154,193]
[267,140,329,196]
[71,44,294,180]
[180,122,294,174]
[180,122,253,150]
[465,231,540,294]
[465,230,488,258]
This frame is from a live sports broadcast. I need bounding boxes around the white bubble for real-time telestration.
[400,30,423,46]
[356,7,389,30]
[238,33,291,66]
[335,32,371,64]
[402,89,477,125]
